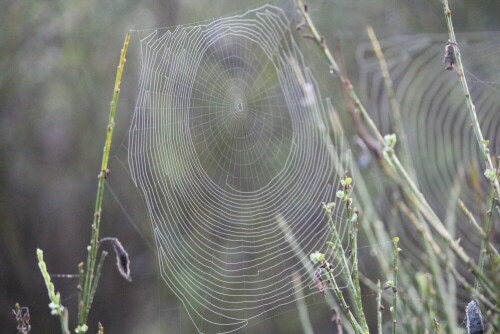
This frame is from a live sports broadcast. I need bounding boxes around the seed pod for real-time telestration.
[466,300,484,334]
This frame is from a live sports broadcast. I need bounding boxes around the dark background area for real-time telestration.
[1,0,499,333]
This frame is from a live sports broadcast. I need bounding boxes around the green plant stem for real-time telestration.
[391,238,400,334]
[424,274,437,322]
[60,309,70,334]
[89,251,108,310]
[440,0,500,197]
[79,33,130,328]
[459,199,499,256]
[475,191,497,291]
[377,280,382,334]
[77,262,84,325]
[443,169,462,331]
[359,271,425,324]
[348,205,369,332]
[459,201,486,237]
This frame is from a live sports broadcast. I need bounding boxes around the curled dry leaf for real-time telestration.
[100,237,132,282]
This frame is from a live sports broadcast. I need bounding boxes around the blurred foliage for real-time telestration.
[0,0,499,333]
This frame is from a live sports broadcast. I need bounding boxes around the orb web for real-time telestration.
[356,33,500,271]
[128,4,352,333]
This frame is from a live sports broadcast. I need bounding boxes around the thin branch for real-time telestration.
[377,280,383,334]
[475,191,498,292]
[391,237,400,334]
[79,33,130,328]
[459,200,498,255]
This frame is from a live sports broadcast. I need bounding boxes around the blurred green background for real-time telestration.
[1,0,499,333]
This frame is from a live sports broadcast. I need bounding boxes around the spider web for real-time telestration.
[358,32,500,207]
[128,5,353,333]
[356,32,500,285]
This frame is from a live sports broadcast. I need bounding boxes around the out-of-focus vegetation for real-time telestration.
[1,0,499,333]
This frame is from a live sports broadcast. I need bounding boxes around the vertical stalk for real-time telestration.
[348,204,369,332]
[475,191,497,292]
[79,33,130,328]
[442,170,463,332]
[391,237,400,334]
[77,262,85,324]
[377,280,383,334]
